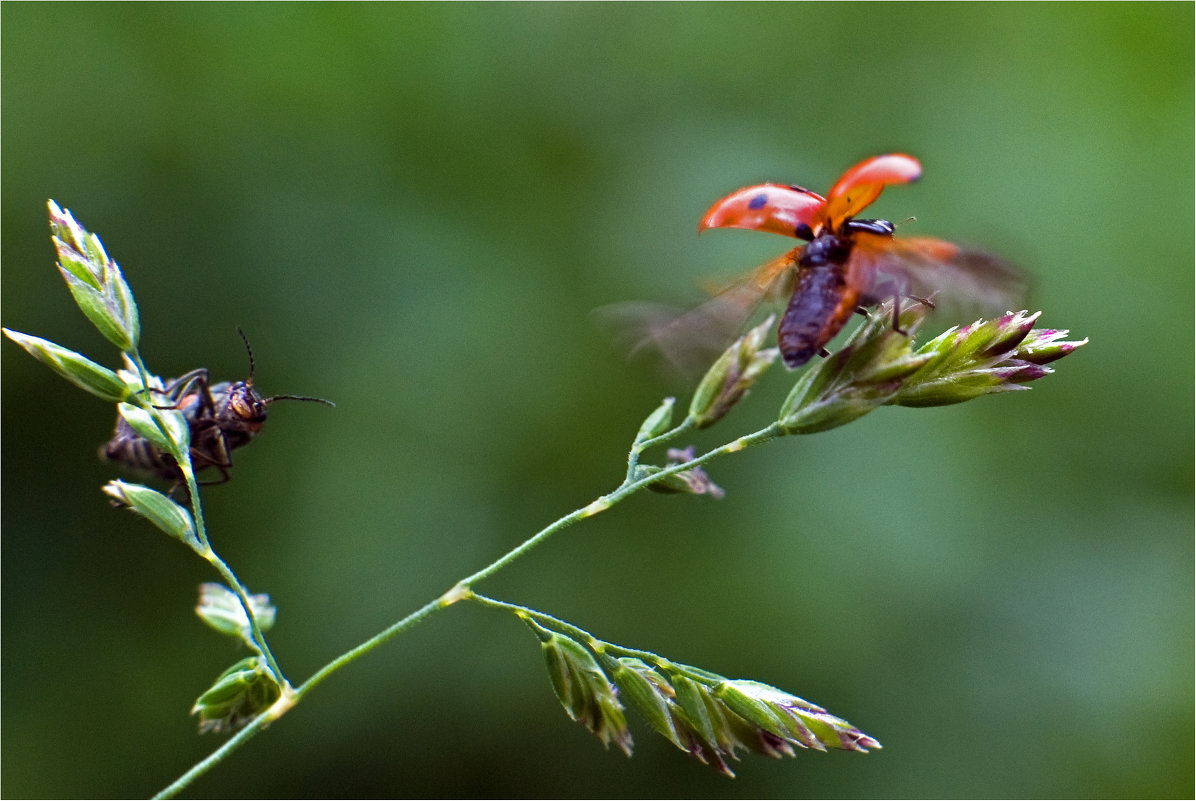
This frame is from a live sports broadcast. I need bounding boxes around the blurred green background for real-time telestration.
[3,4,1191,798]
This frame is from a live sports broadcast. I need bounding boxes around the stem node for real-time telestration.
[440,583,473,606]
[581,497,612,517]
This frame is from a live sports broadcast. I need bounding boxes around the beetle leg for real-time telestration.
[191,371,219,420]
[153,368,212,411]
[189,422,235,487]
[164,368,209,398]
[196,429,233,467]
[197,466,232,487]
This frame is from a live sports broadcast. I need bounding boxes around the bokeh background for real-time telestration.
[2,4,1191,798]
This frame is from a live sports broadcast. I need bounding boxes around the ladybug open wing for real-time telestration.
[822,154,922,230]
[597,251,796,377]
[699,184,825,239]
[851,233,1028,316]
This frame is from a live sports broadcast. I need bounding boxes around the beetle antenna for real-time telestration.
[236,327,256,386]
[236,327,334,407]
[263,394,336,408]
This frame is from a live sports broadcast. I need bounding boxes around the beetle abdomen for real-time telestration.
[100,417,180,480]
[777,264,861,369]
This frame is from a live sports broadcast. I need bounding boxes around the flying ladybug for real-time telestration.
[624,154,1026,373]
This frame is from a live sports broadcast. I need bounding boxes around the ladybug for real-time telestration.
[635,154,1026,372]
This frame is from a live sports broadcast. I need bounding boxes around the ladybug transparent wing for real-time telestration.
[854,234,1029,316]
[597,251,796,377]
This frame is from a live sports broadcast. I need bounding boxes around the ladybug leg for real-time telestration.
[891,292,937,335]
[891,292,907,336]
[884,277,925,336]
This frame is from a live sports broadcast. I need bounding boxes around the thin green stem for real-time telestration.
[154,709,272,799]
[625,416,697,480]
[205,551,287,684]
[467,592,724,684]
[156,591,448,798]
[467,591,591,639]
[158,416,787,793]
[277,418,784,703]
[460,419,785,590]
[292,594,449,699]
[127,350,285,685]
[177,463,209,549]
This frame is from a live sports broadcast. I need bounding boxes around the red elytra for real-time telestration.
[684,154,1025,369]
[700,153,923,240]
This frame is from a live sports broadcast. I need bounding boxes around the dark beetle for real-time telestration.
[102,331,333,490]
